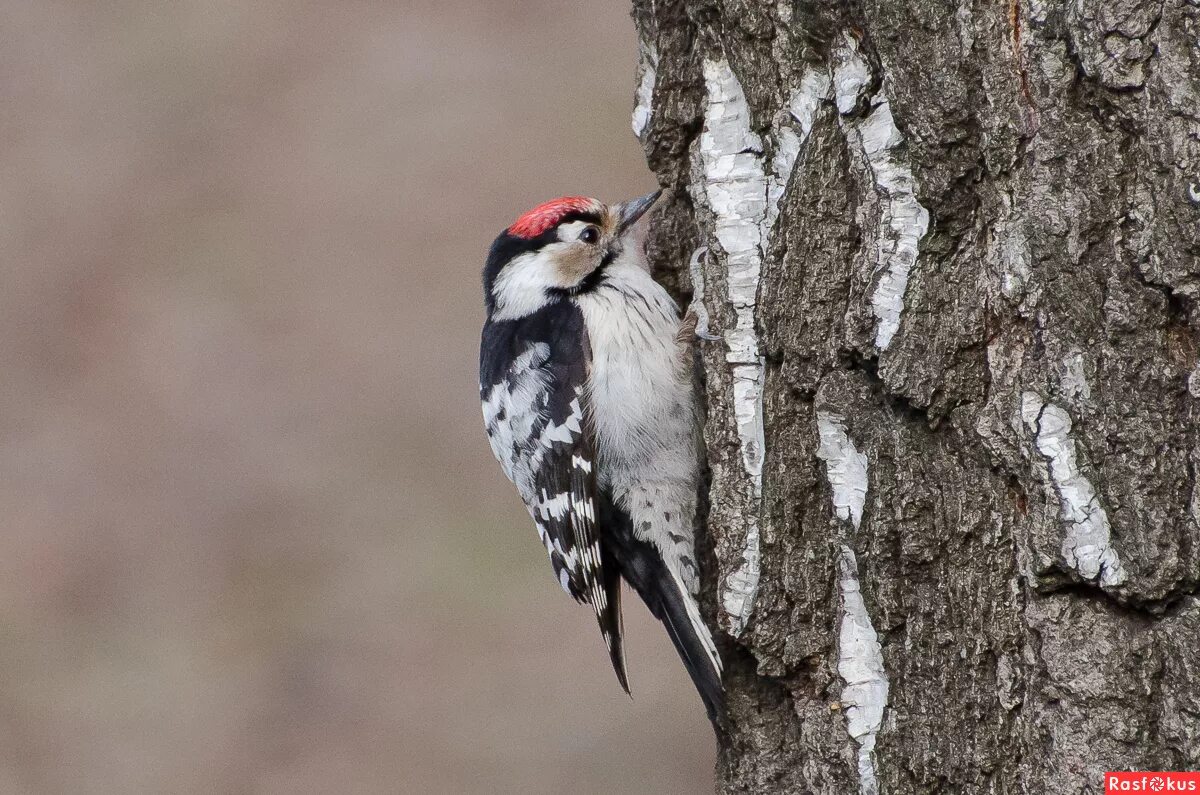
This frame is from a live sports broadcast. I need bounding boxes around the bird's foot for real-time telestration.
[686,246,720,341]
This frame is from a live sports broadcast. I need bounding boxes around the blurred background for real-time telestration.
[0,1,716,792]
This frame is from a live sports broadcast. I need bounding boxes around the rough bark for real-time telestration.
[631,1,1200,792]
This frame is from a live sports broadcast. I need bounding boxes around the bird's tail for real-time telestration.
[653,565,724,724]
[601,504,724,725]
[595,551,629,694]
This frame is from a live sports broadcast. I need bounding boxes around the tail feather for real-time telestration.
[596,551,629,694]
[652,566,725,724]
[600,499,724,725]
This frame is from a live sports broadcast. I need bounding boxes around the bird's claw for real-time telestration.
[689,309,721,341]
[686,246,720,342]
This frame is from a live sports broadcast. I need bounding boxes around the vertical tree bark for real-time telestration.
[631,1,1200,792]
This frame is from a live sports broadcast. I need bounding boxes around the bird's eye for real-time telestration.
[578,226,600,244]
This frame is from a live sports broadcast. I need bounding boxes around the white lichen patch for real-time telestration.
[995,652,1021,711]
[697,58,769,636]
[832,35,871,115]
[816,411,870,529]
[1021,392,1128,587]
[770,132,800,232]
[833,34,931,351]
[632,40,658,138]
[838,545,888,795]
[791,69,832,140]
[768,69,832,231]
[720,539,761,638]
[697,58,768,487]
[815,411,887,795]
[693,60,827,636]
[859,98,930,350]
[990,212,1034,307]
[1059,349,1091,401]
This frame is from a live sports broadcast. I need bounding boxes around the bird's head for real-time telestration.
[482,191,661,321]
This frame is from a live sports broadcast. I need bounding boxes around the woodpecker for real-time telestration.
[479,192,723,723]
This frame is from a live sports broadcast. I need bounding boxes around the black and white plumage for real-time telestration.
[479,193,723,723]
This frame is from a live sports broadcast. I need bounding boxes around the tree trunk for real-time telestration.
[631,0,1200,792]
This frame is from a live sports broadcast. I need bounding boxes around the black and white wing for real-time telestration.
[480,310,627,690]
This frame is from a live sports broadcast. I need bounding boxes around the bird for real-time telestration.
[478,192,724,724]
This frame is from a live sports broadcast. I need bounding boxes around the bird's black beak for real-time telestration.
[616,190,662,235]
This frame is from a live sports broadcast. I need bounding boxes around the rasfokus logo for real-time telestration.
[1106,772,1200,793]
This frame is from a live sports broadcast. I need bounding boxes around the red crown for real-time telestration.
[508,196,600,239]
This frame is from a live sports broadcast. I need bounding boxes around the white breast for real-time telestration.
[575,262,697,489]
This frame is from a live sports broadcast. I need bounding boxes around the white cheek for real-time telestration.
[492,243,601,320]
[491,251,557,321]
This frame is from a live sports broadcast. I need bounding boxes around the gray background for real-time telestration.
[0,1,714,792]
